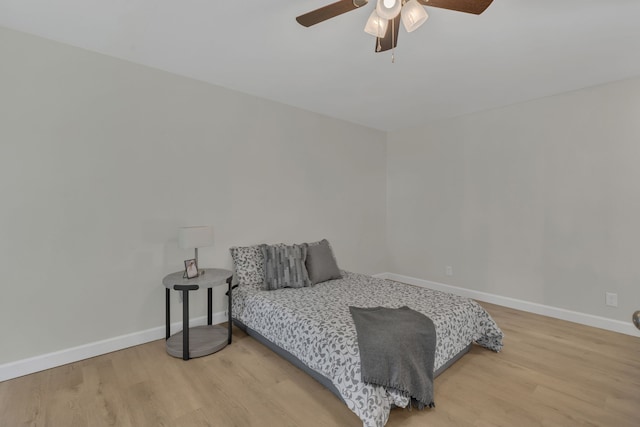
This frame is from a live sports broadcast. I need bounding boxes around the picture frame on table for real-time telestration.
[184,258,199,279]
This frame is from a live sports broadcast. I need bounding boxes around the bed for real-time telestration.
[230,268,504,427]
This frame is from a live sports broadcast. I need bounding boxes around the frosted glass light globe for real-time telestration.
[376,0,401,20]
[401,0,429,33]
[364,10,389,37]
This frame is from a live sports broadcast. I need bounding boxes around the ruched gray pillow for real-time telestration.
[261,244,311,290]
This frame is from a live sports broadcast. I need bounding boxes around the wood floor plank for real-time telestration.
[1,304,639,426]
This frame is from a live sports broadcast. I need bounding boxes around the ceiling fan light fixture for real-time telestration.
[364,9,389,37]
[376,0,402,20]
[401,0,429,33]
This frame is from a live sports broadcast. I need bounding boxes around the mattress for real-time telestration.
[232,271,503,427]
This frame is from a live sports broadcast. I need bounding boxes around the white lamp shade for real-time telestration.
[376,0,402,20]
[178,226,213,249]
[364,10,389,37]
[401,0,428,33]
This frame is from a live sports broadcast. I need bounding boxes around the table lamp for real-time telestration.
[178,226,213,276]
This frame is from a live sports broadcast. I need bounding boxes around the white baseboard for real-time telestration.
[4,274,637,383]
[377,272,640,338]
[0,311,227,382]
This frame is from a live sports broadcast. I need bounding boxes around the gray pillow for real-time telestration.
[261,244,311,290]
[230,243,285,288]
[305,239,342,285]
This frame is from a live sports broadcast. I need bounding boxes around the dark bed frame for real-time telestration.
[233,318,472,404]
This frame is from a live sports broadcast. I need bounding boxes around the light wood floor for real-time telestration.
[1,303,639,426]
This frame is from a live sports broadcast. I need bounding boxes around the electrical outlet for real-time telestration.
[605,292,618,307]
[445,266,453,276]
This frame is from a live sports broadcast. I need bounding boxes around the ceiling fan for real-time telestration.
[296,0,494,53]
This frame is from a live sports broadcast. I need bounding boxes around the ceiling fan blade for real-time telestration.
[296,0,368,27]
[375,15,401,53]
[417,0,493,15]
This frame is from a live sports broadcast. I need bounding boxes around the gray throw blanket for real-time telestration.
[349,306,437,409]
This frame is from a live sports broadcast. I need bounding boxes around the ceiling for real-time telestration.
[1,0,640,131]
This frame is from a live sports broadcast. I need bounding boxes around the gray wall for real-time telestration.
[387,76,640,323]
[0,28,387,364]
[3,24,638,367]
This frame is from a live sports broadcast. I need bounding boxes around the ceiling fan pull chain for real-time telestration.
[391,18,395,63]
[376,17,383,52]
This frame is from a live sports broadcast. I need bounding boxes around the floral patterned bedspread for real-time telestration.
[232,271,503,427]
